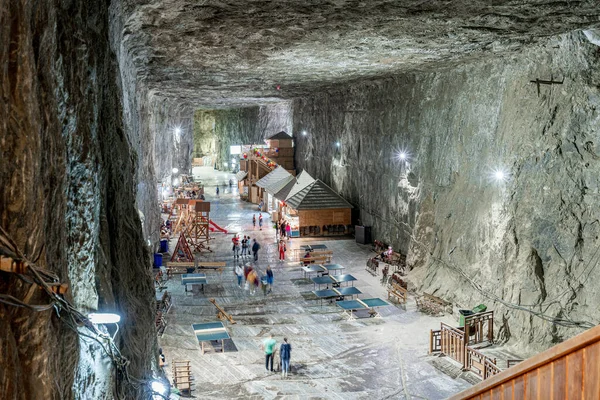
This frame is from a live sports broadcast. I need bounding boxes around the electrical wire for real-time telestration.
[0,226,162,399]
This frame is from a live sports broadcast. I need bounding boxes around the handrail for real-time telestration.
[449,324,600,399]
[430,329,442,354]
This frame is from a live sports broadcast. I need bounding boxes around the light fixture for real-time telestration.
[174,127,181,135]
[491,168,509,183]
[88,313,121,340]
[172,167,179,174]
[336,141,340,147]
[302,131,307,136]
[395,149,409,162]
[151,380,168,398]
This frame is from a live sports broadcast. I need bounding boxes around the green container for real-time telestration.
[472,304,487,314]
[459,309,474,327]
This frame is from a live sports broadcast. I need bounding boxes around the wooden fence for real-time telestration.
[441,323,466,366]
[464,311,494,346]
[430,329,442,354]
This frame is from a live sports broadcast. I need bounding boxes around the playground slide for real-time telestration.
[209,220,228,234]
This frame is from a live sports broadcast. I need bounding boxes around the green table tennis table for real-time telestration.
[336,298,390,321]
[311,274,357,289]
[182,273,207,293]
[192,321,230,354]
[312,287,362,306]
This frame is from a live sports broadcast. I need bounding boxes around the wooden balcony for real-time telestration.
[450,324,600,399]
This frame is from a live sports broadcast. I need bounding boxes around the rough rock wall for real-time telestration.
[194,103,292,169]
[1,0,155,398]
[294,32,600,352]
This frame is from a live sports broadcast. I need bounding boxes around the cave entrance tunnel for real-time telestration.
[2,1,600,399]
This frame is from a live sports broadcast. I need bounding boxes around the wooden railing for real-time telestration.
[430,329,442,354]
[440,323,466,366]
[465,346,500,380]
[450,324,600,400]
[464,311,494,346]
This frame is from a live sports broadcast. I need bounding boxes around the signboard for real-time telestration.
[230,145,242,155]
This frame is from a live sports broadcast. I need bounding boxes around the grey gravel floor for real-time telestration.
[159,167,471,399]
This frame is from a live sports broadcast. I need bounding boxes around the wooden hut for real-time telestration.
[284,179,353,237]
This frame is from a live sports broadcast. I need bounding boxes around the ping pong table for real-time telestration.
[192,321,230,354]
[302,264,345,278]
[311,273,357,289]
[301,244,328,251]
[336,298,390,321]
[312,287,362,306]
[182,273,207,293]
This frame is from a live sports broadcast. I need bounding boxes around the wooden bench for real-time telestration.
[387,282,407,304]
[366,258,379,276]
[416,293,451,315]
[166,261,225,276]
[298,256,330,266]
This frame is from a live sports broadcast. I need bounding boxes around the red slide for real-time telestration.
[209,220,228,234]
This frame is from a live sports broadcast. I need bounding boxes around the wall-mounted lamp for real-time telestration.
[302,131,307,136]
[88,313,121,340]
[335,141,341,147]
[172,168,179,174]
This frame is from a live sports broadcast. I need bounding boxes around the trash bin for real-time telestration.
[472,304,487,314]
[160,239,169,253]
[459,309,474,327]
[153,253,163,268]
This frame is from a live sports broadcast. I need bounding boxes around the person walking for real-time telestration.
[280,338,292,378]
[252,214,256,228]
[232,234,240,259]
[235,264,243,288]
[252,239,260,262]
[285,223,291,239]
[280,221,286,238]
[278,240,286,261]
[275,221,280,238]
[241,235,248,257]
[262,334,277,373]
[266,265,274,294]
[216,186,220,196]
[259,213,263,230]
[247,269,258,294]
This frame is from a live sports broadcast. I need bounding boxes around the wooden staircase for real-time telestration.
[450,324,600,399]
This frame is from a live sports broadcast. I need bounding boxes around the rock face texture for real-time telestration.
[294,32,600,351]
[120,0,599,106]
[194,103,292,167]
[1,1,156,399]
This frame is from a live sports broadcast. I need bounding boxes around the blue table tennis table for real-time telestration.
[336,298,390,321]
[312,287,362,306]
[302,264,345,278]
[182,273,207,293]
[192,321,230,354]
[311,274,357,289]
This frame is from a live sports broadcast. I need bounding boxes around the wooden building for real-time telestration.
[284,179,353,237]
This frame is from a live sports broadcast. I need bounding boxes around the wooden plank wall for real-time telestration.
[451,325,600,400]
[298,208,351,227]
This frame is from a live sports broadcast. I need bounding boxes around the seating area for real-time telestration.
[365,258,379,276]
[386,282,407,304]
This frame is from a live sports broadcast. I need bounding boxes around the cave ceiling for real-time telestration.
[121,0,600,108]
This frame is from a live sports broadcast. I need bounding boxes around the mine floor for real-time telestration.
[158,167,472,399]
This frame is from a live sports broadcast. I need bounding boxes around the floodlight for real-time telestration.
[88,313,121,324]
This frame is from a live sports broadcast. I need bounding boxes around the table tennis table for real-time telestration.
[192,321,230,354]
[311,273,357,289]
[302,264,345,278]
[182,273,207,293]
[336,298,390,321]
[301,244,328,251]
[312,287,362,306]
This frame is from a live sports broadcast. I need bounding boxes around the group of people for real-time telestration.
[232,234,260,261]
[234,263,274,295]
[252,213,264,230]
[275,219,292,238]
[262,334,292,378]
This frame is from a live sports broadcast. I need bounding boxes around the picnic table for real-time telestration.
[312,287,362,306]
[182,273,207,293]
[192,321,230,354]
[301,264,345,278]
[311,273,357,289]
[336,298,390,321]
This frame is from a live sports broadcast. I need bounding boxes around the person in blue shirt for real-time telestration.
[280,338,292,378]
